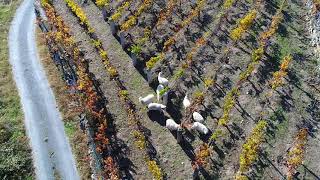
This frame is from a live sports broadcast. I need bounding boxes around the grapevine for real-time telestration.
[286,128,308,180]
[96,0,109,8]
[215,0,286,130]
[270,55,292,89]
[156,0,178,27]
[171,0,241,83]
[120,0,153,31]
[110,0,133,22]
[230,10,257,41]
[145,0,206,69]
[236,120,267,179]
[194,143,211,168]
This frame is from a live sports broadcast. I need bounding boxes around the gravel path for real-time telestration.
[8,0,79,179]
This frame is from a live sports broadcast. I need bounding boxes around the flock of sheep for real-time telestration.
[139,72,209,135]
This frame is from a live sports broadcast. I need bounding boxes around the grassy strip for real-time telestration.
[0,0,33,179]
[35,28,92,179]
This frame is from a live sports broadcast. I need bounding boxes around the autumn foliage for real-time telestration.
[230,10,257,41]
[286,128,308,180]
[270,55,292,89]
[236,120,267,179]
[41,2,120,179]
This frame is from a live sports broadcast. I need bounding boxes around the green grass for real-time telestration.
[268,108,289,141]
[0,0,34,178]
[274,117,289,139]
[64,121,77,136]
[276,34,304,59]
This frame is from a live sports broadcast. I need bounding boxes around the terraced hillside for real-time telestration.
[36,0,320,179]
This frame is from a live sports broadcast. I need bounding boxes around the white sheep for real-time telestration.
[156,84,169,105]
[139,94,155,105]
[91,174,97,180]
[183,94,191,109]
[191,122,208,134]
[166,119,181,131]
[156,84,164,101]
[89,159,94,169]
[158,72,169,86]
[148,103,166,111]
[193,112,204,122]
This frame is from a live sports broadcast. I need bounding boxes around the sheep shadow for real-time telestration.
[147,111,198,161]
[183,129,196,142]
[147,110,170,126]
[166,92,184,121]
[118,157,136,179]
[178,138,196,161]
[197,129,213,143]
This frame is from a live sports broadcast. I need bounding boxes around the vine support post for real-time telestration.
[119,31,127,49]
[144,69,153,84]
[101,7,110,21]
[177,128,184,143]
[130,53,139,67]
[109,20,118,36]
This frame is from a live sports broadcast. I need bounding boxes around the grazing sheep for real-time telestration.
[183,94,191,109]
[148,103,166,111]
[139,94,155,105]
[158,72,169,86]
[88,149,93,155]
[156,84,169,104]
[166,119,181,131]
[89,159,94,169]
[191,122,208,134]
[156,84,164,101]
[193,112,204,122]
[91,174,97,180]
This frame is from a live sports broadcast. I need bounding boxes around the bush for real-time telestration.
[0,121,33,179]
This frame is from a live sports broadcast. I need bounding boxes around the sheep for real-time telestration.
[148,103,166,111]
[158,72,169,86]
[191,122,208,134]
[193,112,204,122]
[166,119,181,131]
[139,94,155,105]
[88,148,93,155]
[183,94,191,109]
[156,84,169,104]
[91,174,97,180]
[156,84,164,101]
